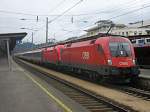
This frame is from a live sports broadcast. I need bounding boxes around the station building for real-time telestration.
[84,20,150,37]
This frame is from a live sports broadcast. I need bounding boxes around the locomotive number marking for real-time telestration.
[82,52,90,60]
[119,62,128,65]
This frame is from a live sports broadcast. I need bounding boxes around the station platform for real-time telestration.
[140,69,150,79]
[0,57,88,112]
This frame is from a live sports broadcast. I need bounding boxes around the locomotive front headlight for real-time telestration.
[133,59,136,65]
[107,59,112,65]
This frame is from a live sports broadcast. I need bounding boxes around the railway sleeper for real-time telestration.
[88,107,114,112]
[81,103,104,106]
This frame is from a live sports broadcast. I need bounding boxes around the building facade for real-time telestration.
[85,20,150,37]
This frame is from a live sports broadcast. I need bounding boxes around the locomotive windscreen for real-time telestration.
[109,42,131,57]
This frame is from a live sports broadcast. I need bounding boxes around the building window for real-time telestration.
[122,32,124,35]
[139,31,142,35]
[126,32,128,36]
[139,33,142,35]
[134,31,137,35]
[147,31,150,35]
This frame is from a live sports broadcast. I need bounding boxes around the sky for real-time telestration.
[0,0,150,44]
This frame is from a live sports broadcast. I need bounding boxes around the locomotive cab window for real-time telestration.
[109,42,131,57]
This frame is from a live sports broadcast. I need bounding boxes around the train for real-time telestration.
[131,38,150,46]
[128,35,150,68]
[15,36,140,83]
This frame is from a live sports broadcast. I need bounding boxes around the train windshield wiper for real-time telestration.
[115,44,120,57]
[120,44,128,57]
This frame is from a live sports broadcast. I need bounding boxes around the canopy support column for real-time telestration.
[6,39,11,71]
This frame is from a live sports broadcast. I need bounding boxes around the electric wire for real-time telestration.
[0,0,141,17]
[34,0,83,33]
[1,0,150,43]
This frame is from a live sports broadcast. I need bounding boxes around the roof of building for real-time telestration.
[0,32,27,51]
[85,23,126,32]
[128,19,150,28]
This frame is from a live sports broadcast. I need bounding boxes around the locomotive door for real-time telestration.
[97,44,105,64]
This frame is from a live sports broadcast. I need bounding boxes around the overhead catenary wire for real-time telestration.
[3,0,149,43]
[29,0,83,41]
[47,0,66,14]
[33,1,150,43]
[0,0,146,18]
[78,3,150,31]
[76,0,149,24]
[109,3,150,20]
[34,0,83,33]
[41,0,150,41]
[56,4,150,39]
[68,0,146,32]
[47,0,83,23]
[0,0,139,17]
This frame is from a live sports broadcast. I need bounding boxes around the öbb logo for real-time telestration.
[82,52,90,60]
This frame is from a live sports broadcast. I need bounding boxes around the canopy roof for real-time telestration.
[0,32,27,51]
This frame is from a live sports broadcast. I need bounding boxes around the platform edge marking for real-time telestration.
[24,71,73,112]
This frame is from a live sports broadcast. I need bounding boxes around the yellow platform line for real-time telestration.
[24,71,73,112]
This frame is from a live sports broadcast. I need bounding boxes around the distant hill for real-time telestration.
[13,42,36,53]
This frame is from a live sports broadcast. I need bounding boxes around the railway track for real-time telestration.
[113,85,150,101]
[16,58,135,112]
[59,67,150,101]
[59,68,150,101]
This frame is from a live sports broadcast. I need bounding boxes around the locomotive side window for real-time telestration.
[49,47,53,52]
[90,39,96,44]
[60,48,63,55]
[66,43,72,47]
[97,45,104,54]
[109,42,131,57]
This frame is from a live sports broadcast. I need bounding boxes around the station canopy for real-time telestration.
[0,32,27,51]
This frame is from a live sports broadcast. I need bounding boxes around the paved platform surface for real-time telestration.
[0,56,9,71]
[0,57,88,112]
[140,69,150,78]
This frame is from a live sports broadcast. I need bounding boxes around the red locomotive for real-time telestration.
[42,45,64,65]
[16,36,140,83]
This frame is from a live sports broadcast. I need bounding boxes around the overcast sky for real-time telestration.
[0,0,150,44]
